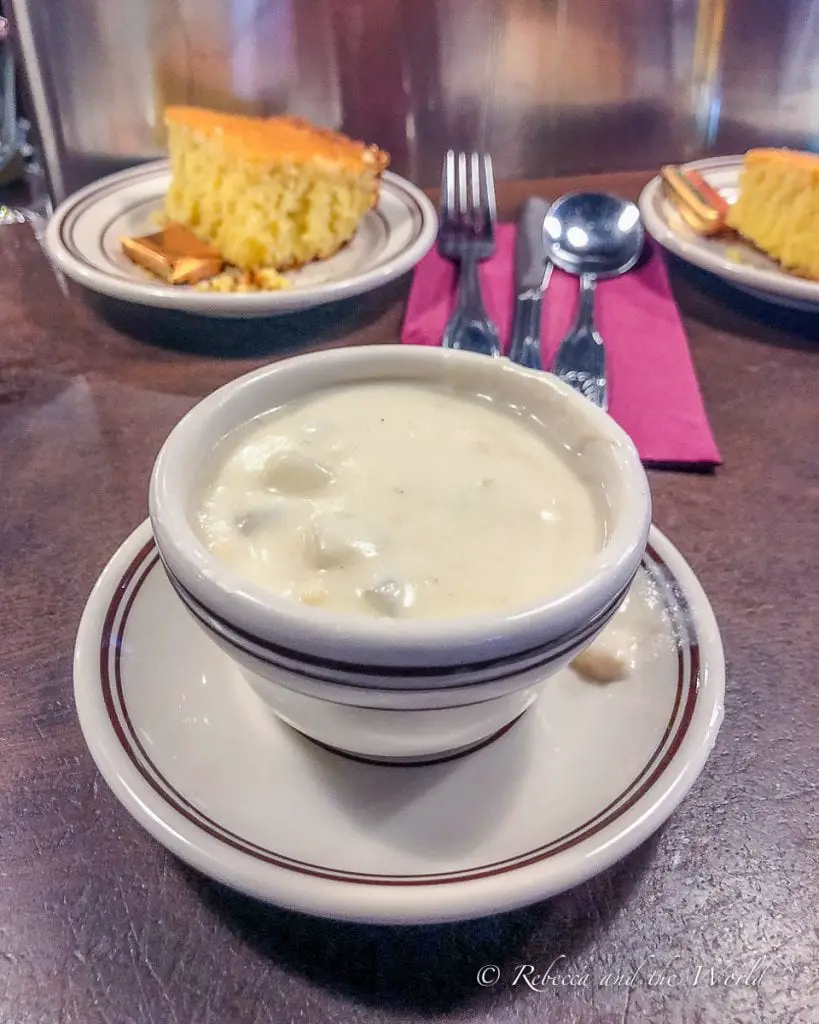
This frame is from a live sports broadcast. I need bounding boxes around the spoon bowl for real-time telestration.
[544,192,645,277]
[545,192,645,411]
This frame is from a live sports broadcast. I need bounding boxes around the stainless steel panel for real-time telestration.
[8,0,819,201]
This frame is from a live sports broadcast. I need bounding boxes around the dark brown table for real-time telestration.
[1,172,816,1024]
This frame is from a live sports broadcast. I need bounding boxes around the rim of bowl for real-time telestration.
[149,345,652,667]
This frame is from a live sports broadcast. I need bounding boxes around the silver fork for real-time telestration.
[437,150,501,357]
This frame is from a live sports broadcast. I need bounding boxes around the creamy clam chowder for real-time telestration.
[193,382,604,619]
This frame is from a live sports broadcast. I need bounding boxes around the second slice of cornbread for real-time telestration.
[164,107,390,271]
[727,148,819,279]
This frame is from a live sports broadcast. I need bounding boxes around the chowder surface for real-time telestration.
[193,381,603,618]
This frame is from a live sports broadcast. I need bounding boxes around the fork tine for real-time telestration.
[440,149,455,222]
[470,152,480,226]
[457,152,468,221]
[482,153,497,234]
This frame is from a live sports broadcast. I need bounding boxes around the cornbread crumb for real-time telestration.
[195,267,292,293]
[255,267,292,290]
[164,106,390,271]
[727,148,819,279]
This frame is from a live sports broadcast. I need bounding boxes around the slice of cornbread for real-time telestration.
[164,107,389,271]
[727,148,819,279]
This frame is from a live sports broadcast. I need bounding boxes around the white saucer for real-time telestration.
[639,155,819,311]
[74,520,724,924]
[45,160,438,318]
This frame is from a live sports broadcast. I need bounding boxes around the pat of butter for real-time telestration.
[121,223,223,285]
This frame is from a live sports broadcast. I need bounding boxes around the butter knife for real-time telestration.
[508,197,552,370]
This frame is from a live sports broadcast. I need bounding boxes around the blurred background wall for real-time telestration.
[7,0,819,200]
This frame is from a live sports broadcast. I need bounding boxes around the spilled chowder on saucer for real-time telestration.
[191,380,608,619]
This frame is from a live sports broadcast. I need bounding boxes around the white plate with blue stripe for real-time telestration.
[45,160,437,318]
[639,154,819,311]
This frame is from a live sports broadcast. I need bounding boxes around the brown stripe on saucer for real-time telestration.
[96,539,700,887]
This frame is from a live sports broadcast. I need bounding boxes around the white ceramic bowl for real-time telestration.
[149,345,651,763]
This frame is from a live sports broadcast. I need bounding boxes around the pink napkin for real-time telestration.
[402,225,721,466]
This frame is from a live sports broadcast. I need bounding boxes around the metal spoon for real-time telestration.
[545,192,644,411]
